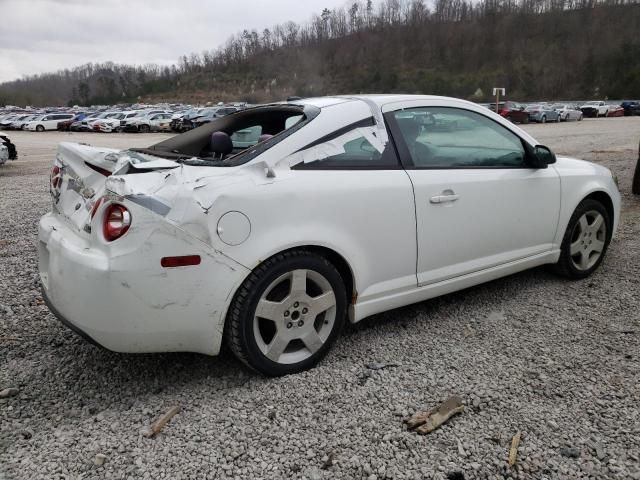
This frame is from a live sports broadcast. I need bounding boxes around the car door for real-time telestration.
[289,116,418,304]
[385,102,561,286]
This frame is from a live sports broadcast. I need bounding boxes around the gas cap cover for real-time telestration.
[217,211,251,246]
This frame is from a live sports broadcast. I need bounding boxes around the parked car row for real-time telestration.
[482,99,638,124]
[0,102,249,134]
[2,98,636,136]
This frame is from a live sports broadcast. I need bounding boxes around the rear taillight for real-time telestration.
[51,165,61,189]
[103,204,131,242]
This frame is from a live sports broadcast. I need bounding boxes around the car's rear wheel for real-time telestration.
[522,115,529,124]
[578,114,583,121]
[139,124,150,133]
[553,199,611,279]
[36,125,44,132]
[541,115,546,124]
[225,250,347,376]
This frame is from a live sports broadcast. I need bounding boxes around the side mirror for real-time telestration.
[532,145,556,168]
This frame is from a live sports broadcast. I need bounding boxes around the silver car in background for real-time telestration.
[525,104,561,123]
[552,104,583,122]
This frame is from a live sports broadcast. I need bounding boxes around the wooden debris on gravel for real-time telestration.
[406,396,464,434]
[143,406,181,438]
[508,431,522,466]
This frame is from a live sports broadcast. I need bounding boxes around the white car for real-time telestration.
[552,104,583,122]
[25,113,75,131]
[39,95,620,376]
[95,112,137,133]
[0,114,20,129]
[579,101,610,118]
[88,112,123,132]
[122,110,171,132]
[138,113,174,133]
[7,114,33,130]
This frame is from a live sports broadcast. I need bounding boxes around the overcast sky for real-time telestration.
[0,0,351,83]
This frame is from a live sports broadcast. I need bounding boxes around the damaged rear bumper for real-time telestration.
[38,210,250,356]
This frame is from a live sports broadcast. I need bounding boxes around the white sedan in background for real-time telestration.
[135,112,174,133]
[39,95,620,376]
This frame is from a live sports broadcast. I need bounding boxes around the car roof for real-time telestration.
[295,94,461,109]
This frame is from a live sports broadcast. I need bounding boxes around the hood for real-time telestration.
[554,155,613,177]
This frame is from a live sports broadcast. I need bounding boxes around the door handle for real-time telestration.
[430,193,459,204]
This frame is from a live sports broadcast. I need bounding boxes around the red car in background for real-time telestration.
[606,106,625,117]
[489,101,530,124]
[57,113,88,131]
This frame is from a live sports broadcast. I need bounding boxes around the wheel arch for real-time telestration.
[583,190,614,233]
[249,244,356,306]
[221,242,358,331]
[554,180,619,249]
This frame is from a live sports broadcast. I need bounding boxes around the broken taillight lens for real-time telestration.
[51,165,61,189]
[103,204,131,242]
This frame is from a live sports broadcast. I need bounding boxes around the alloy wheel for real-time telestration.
[569,210,607,271]
[253,269,336,365]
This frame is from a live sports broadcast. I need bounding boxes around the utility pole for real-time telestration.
[633,139,640,195]
[493,88,506,113]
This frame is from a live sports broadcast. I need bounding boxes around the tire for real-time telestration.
[225,250,347,376]
[552,199,611,279]
[139,124,150,133]
[541,116,546,124]
[36,125,45,132]
[522,115,530,124]
[578,114,583,121]
[604,110,609,118]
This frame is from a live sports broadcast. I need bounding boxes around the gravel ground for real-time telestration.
[1,119,639,480]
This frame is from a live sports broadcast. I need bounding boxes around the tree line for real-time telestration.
[1,0,639,107]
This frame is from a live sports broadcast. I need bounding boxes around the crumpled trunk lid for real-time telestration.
[51,142,122,234]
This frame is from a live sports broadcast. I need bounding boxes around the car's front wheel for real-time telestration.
[553,199,611,279]
[225,250,347,376]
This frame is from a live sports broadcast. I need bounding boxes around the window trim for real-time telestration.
[292,117,402,171]
[385,106,538,170]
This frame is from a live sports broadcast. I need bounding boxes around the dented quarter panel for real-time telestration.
[39,199,249,355]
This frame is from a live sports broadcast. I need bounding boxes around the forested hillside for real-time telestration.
[1,0,639,107]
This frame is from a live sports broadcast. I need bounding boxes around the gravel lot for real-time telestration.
[1,118,639,480]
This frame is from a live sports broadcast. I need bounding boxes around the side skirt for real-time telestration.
[352,250,560,322]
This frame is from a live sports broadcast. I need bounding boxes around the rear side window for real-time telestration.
[392,107,527,168]
[291,118,399,170]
